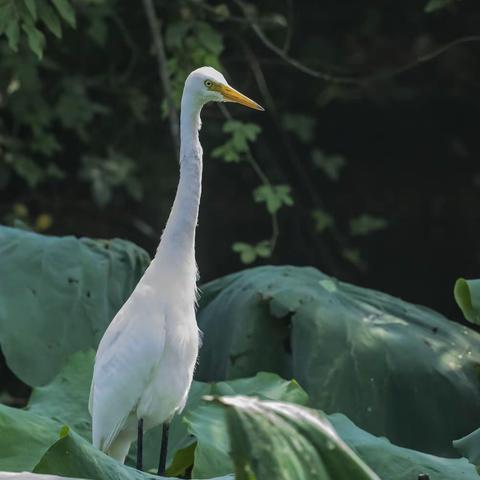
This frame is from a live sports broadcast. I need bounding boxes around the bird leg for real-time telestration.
[157,422,170,476]
[136,418,143,471]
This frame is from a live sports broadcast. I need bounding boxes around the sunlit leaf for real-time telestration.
[454,278,480,325]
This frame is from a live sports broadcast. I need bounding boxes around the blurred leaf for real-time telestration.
[39,2,62,38]
[35,213,53,232]
[454,278,480,325]
[196,21,223,55]
[22,22,46,59]
[425,0,453,13]
[255,240,272,258]
[282,113,316,143]
[312,209,334,233]
[126,88,148,123]
[51,0,76,28]
[342,247,367,271]
[5,20,20,52]
[349,214,388,236]
[312,149,346,181]
[56,77,109,136]
[24,0,38,20]
[7,153,45,187]
[253,184,293,214]
[213,4,230,20]
[233,241,273,264]
[232,242,257,264]
[79,148,142,207]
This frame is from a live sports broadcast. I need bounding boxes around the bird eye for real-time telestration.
[204,80,213,88]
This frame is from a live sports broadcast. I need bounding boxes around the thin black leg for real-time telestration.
[136,418,143,471]
[157,422,170,476]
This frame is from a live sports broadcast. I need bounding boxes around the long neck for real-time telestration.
[155,94,203,280]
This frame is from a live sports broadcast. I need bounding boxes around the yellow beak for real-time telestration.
[216,84,264,111]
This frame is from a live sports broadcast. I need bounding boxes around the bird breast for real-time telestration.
[137,306,199,428]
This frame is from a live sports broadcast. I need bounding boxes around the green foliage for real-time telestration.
[0,0,76,58]
[0,226,149,386]
[253,184,293,214]
[424,0,454,13]
[14,348,306,478]
[312,209,334,233]
[312,149,346,181]
[212,121,261,163]
[349,214,388,236]
[80,148,143,207]
[4,340,478,479]
[34,428,165,480]
[165,19,225,110]
[282,113,316,144]
[196,265,480,456]
[331,414,479,480]
[0,404,61,471]
[208,396,379,480]
[232,240,272,264]
[454,278,480,325]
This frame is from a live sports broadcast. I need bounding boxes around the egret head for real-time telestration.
[185,66,264,111]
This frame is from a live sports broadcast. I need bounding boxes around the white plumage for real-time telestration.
[89,66,263,466]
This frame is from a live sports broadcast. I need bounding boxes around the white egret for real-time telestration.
[89,66,263,474]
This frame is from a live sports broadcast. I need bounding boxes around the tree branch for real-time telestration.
[234,0,480,86]
[142,0,180,156]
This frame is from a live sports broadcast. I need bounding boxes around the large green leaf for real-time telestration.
[0,226,149,386]
[0,405,61,471]
[26,350,308,476]
[28,350,94,441]
[183,373,309,478]
[196,266,480,455]
[33,428,160,480]
[207,395,380,480]
[454,278,480,325]
[453,427,480,466]
[32,426,232,480]
[330,414,479,480]
[188,397,479,480]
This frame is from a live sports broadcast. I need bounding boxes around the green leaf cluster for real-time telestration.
[0,0,76,58]
[232,241,272,264]
[312,149,346,181]
[253,184,293,214]
[212,121,262,163]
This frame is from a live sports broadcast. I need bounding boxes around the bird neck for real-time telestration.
[155,94,203,281]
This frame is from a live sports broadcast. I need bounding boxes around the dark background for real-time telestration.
[1,0,479,327]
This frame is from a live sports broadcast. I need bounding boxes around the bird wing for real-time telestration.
[90,286,166,452]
